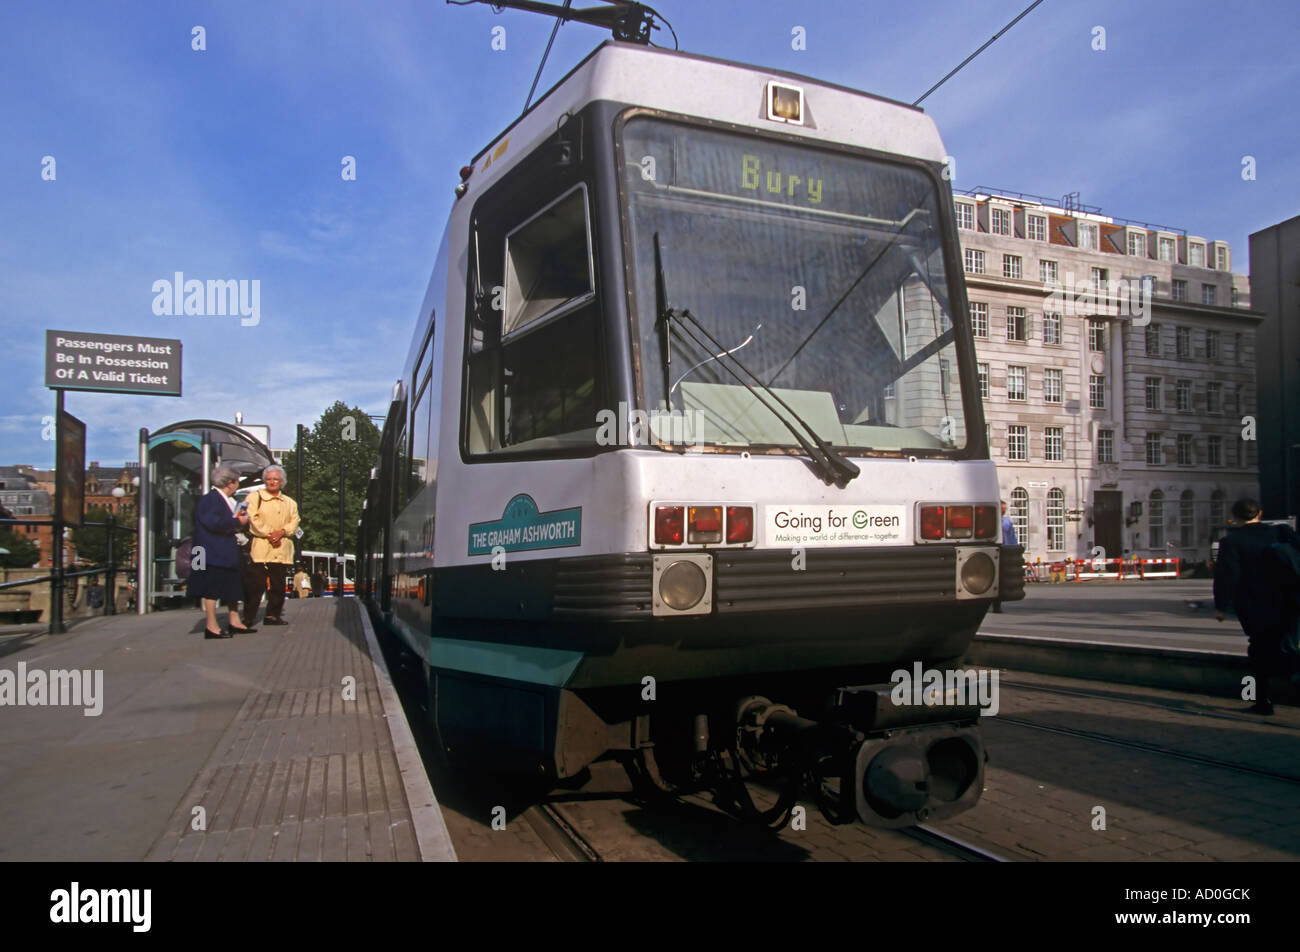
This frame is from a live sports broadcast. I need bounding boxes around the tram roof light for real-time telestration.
[766,81,803,125]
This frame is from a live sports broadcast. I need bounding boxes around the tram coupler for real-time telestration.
[825,684,985,829]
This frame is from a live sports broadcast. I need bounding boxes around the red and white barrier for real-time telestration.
[1138,557,1181,579]
[1073,558,1126,580]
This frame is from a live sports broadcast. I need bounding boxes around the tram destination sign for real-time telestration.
[45,329,182,396]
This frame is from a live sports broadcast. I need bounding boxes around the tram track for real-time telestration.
[523,802,604,862]
[997,715,1300,786]
[901,824,1012,862]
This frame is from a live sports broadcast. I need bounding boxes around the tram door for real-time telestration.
[1093,491,1122,558]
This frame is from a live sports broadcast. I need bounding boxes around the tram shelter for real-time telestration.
[135,420,278,612]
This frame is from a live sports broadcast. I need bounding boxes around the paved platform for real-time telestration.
[0,597,455,861]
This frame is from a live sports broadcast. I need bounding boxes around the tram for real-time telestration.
[359,19,1023,828]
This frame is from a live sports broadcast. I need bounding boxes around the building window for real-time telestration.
[883,381,896,399]
[1007,365,1027,401]
[1158,236,1176,262]
[1003,254,1023,279]
[1008,425,1028,461]
[1176,326,1191,358]
[1010,487,1030,544]
[956,202,974,230]
[1043,312,1062,345]
[1230,437,1241,467]
[969,301,988,338]
[1045,426,1064,462]
[1089,374,1106,409]
[1202,284,1217,305]
[1206,382,1221,414]
[1088,319,1105,352]
[1039,260,1058,284]
[1180,490,1195,547]
[1046,488,1065,551]
[1006,307,1028,341]
[1145,323,1160,356]
[1091,267,1108,288]
[1177,433,1194,465]
[1234,332,1243,365]
[1097,428,1115,463]
[978,362,989,398]
[964,249,985,274]
[1044,368,1063,404]
[1171,279,1187,302]
[991,207,1012,236]
[1215,245,1229,271]
[1175,379,1191,412]
[1078,223,1097,249]
[1149,490,1165,548]
[1189,243,1206,268]
[1027,215,1047,241]
[1146,432,1163,466]
[1145,376,1162,410]
[1207,435,1222,466]
[1210,490,1227,532]
[1127,232,1147,257]
[1231,383,1242,413]
[1206,329,1220,360]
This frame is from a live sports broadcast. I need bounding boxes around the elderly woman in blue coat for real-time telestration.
[189,464,256,638]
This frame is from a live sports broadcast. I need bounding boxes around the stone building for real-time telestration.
[955,188,1260,566]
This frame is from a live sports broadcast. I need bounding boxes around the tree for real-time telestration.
[71,504,137,567]
[0,529,41,568]
[281,401,381,557]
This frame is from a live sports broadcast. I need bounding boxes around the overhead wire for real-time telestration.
[913,0,1047,106]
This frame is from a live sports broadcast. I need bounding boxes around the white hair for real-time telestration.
[212,464,241,488]
[263,464,287,481]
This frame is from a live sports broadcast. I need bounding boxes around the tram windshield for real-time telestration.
[621,117,970,454]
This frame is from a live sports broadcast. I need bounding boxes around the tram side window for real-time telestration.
[465,183,604,455]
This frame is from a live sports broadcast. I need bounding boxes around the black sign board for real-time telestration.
[45,329,182,396]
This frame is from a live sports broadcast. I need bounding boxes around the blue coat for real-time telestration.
[193,489,243,569]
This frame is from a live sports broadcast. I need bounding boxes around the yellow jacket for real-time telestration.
[247,489,300,564]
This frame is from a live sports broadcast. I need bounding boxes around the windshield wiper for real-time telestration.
[653,233,860,487]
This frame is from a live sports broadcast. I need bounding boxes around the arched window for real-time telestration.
[1148,490,1165,549]
[1046,488,1065,551]
[1180,490,1195,548]
[1209,490,1227,536]
[1010,487,1030,548]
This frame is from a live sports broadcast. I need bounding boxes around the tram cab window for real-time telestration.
[465,179,605,456]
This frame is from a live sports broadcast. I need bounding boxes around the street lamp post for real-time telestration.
[336,457,345,597]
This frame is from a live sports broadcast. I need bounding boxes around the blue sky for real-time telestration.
[2,0,1297,468]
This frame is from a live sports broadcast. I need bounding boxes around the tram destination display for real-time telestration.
[45,329,182,396]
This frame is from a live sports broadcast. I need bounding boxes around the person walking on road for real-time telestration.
[992,501,1019,613]
[242,464,300,627]
[189,465,256,639]
[1214,498,1300,715]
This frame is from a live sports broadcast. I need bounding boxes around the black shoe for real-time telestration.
[262,617,288,626]
[1246,701,1275,715]
[204,628,233,639]
[230,626,258,634]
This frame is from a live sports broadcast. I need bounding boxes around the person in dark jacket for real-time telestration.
[188,465,257,639]
[1213,498,1300,714]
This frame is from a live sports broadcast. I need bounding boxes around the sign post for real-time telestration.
[45,330,182,625]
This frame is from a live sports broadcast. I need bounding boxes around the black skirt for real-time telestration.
[187,565,244,604]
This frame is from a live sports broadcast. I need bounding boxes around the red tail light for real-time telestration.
[974,505,997,539]
[655,506,685,545]
[726,506,754,544]
[920,505,944,540]
[946,505,973,538]
[688,505,723,544]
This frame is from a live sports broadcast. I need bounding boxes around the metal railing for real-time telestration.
[0,516,138,632]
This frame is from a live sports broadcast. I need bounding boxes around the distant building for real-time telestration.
[957,188,1260,565]
[0,466,60,566]
[1248,214,1300,519]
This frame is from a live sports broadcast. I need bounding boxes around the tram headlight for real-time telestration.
[653,554,712,616]
[959,552,996,596]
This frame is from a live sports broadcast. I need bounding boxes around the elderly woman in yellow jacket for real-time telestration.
[241,464,300,626]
